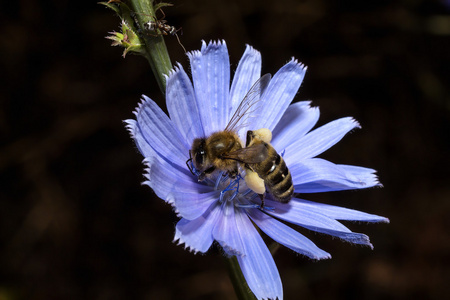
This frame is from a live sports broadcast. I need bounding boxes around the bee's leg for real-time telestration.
[246,130,255,147]
[198,173,206,181]
[246,129,272,147]
[228,168,238,179]
[199,166,215,181]
[158,7,166,19]
[258,193,265,209]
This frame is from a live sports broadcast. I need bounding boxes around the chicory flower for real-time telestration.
[126,40,388,300]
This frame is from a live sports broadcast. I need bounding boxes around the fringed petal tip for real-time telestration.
[338,232,374,249]
[350,118,362,130]
[187,41,230,66]
[131,95,153,117]
[360,170,382,189]
[173,208,183,218]
[358,168,384,190]
[187,49,201,61]
[165,193,177,206]
[165,62,186,80]
[141,179,152,188]
[141,177,152,186]
[142,158,154,170]
[338,117,362,132]
[172,237,202,255]
[309,252,332,261]
[288,57,308,72]
[293,100,318,113]
[292,247,332,261]
[124,119,136,136]
[292,245,332,261]
[244,44,261,57]
[370,171,382,185]
[201,39,227,52]
[336,227,381,249]
[301,100,313,107]
[317,232,375,250]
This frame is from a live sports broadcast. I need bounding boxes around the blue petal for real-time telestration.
[212,202,246,256]
[248,209,331,260]
[166,64,205,144]
[234,209,283,300]
[174,203,222,254]
[265,199,375,248]
[249,59,307,131]
[124,119,157,159]
[229,45,262,113]
[291,199,389,223]
[289,158,381,193]
[143,155,210,205]
[135,96,189,167]
[189,40,230,135]
[284,117,360,161]
[272,101,320,151]
[339,164,383,188]
[173,190,218,221]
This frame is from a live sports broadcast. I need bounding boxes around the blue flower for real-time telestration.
[126,40,389,300]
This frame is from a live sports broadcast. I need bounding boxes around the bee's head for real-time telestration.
[188,138,220,181]
[190,138,208,171]
[187,138,215,181]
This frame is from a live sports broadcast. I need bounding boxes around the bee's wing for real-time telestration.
[225,73,271,132]
[221,143,268,164]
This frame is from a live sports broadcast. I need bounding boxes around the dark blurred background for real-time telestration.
[1,0,449,299]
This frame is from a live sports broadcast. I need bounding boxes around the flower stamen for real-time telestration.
[219,174,242,203]
[214,171,228,190]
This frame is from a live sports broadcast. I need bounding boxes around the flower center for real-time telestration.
[213,170,261,208]
[187,160,262,208]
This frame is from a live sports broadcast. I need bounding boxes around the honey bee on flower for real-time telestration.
[126,40,388,300]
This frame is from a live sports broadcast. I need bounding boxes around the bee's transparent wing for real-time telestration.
[225,73,271,132]
[221,143,269,164]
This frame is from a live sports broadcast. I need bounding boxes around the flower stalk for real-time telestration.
[224,256,257,300]
[102,0,172,93]
[127,0,172,93]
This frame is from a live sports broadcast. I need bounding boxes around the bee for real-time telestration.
[142,8,186,52]
[186,73,294,208]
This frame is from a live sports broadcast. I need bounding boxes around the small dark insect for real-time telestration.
[142,8,186,52]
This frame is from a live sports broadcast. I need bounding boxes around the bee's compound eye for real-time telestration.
[195,150,205,165]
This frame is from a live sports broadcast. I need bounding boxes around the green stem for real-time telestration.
[127,0,172,94]
[269,242,281,256]
[224,256,257,300]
